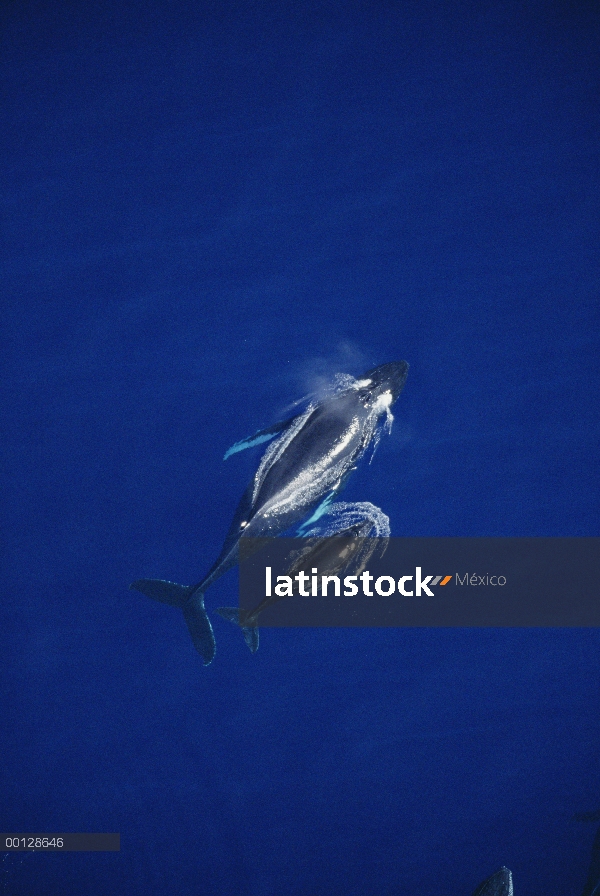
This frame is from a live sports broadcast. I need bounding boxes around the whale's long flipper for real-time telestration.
[223,414,301,460]
[296,491,337,535]
[130,579,216,665]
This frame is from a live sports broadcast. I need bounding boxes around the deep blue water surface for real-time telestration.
[1,1,599,893]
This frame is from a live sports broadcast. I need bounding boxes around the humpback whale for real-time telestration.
[574,810,600,896]
[216,500,390,653]
[130,361,409,664]
[471,868,513,896]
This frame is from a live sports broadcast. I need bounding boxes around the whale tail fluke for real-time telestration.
[216,607,260,654]
[130,579,216,665]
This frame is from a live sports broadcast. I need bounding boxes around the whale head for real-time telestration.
[356,361,409,407]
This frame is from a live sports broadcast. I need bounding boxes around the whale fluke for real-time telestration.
[130,579,216,665]
[216,607,260,653]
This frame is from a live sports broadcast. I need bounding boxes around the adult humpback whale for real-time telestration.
[130,361,409,664]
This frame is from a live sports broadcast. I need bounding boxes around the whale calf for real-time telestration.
[216,500,390,653]
[130,361,409,664]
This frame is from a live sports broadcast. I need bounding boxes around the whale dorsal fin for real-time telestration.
[224,414,300,460]
[471,868,513,896]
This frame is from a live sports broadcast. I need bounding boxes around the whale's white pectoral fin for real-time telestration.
[223,414,300,460]
[224,431,278,459]
[296,491,336,535]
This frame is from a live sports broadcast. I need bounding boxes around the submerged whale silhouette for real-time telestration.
[471,867,513,896]
[574,809,600,896]
[216,499,390,653]
[130,361,409,664]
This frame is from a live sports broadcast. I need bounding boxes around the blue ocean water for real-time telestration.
[1,1,599,893]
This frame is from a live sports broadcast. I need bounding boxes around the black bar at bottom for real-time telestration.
[1,834,120,852]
